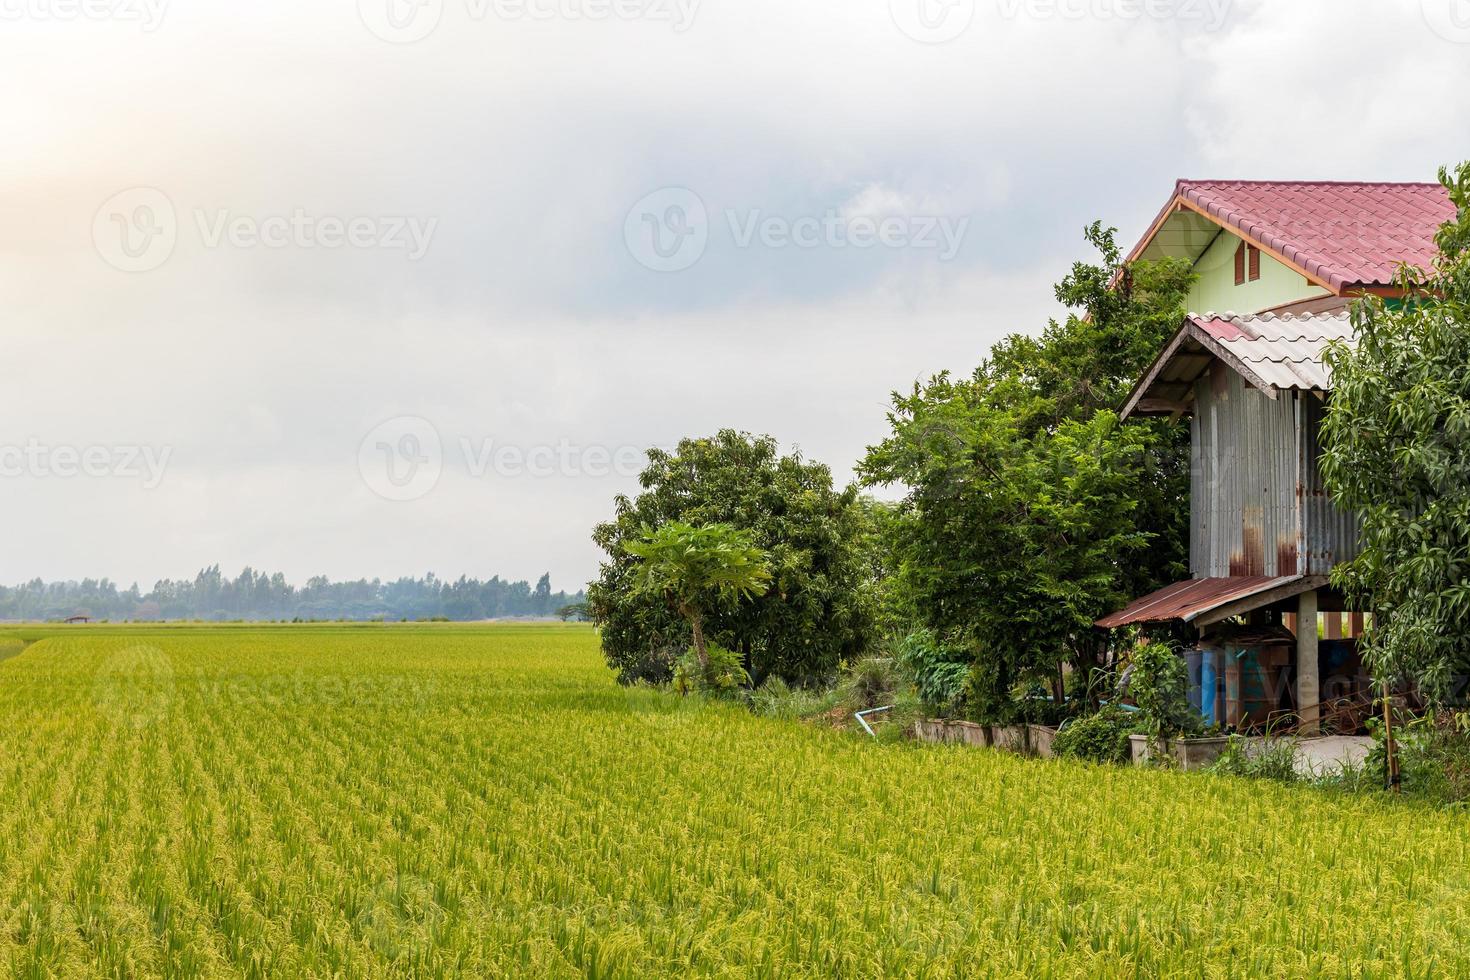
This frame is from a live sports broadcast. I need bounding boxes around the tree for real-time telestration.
[860,225,1194,715]
[588,431,881,686]
[556,601,590,622]
[1320,162,1470,702]
[625,522,772,670]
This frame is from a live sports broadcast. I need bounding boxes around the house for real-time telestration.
[1097,180,1454,735]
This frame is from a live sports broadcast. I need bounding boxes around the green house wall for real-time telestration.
[1187,230,1331,315]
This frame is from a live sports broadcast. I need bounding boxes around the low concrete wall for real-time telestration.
[1128,734,1232,770]
[913,719,1059,759]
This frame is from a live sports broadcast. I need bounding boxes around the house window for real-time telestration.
[1235,243,1263,285]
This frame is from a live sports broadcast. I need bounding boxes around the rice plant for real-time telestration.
[0,623,1466,977]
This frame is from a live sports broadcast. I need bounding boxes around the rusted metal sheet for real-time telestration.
[1186,360,1360,580]
[1096,576,1305,629]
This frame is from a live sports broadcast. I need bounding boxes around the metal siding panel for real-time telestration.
[1192,369,1300,580]
[1300,395,1361,573]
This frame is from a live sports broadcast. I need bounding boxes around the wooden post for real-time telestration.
[1324,613,1342,640]
[1297,590,1320,735]
[1383,679,1400,793]
[1349,612,1365,638]
[1284,612,1297,635]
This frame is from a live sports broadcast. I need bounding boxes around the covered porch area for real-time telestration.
[1098,575,1371,736]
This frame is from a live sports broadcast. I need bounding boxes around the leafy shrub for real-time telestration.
[1129,642,1199,739]
[1209,735,1300,784]
[896,630,971,716]
[1365,711,1470,802]
[838,656,900,712]
[673,643,750,698]
[1053,706,1138,764]
[615,640,680,686]
[746,677,840,721]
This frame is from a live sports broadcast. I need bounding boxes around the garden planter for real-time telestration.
[1027,725,1058,759]
[1128,734,1231,770]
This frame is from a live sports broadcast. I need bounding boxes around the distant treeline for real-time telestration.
[0,565,587,623]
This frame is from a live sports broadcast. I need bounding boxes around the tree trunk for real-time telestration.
[687,609,709,670]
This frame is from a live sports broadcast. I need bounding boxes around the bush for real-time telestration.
[1129,642,1199,739]
[746,677,840,721]
[896,630,970,716]
[837,655,900,712]
[1053,706,1138,764]
[673,643,749,698]
[615,640,680,686]
[1209,735,1300,784]
[1365,711,1470,802]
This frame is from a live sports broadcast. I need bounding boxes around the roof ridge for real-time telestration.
[1177,178,1445,189]
[1190,310,1350,323]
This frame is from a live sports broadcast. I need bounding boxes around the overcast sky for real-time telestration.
[2,0,1468,593]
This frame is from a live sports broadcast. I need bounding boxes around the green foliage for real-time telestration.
[1209,736,1301,784]
[1052,706,1138,764]
[896,629,971,716]
[1129,643,1199,740]
[861,225,1193,710]
[1364,712,1470,803]
[625,522,772,609]
[673,643,751,698]
[1320,163,1470,699]
[590,431,881,687]
[745,677,842,721]
[832,655,899,713]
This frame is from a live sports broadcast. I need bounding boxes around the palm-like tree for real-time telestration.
[625,522,772,670]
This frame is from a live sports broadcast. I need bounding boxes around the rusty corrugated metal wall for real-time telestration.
[1299,393,1361,573]
[1190,364,1359,578]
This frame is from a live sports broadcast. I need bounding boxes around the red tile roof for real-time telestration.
[1136,180,1456,294]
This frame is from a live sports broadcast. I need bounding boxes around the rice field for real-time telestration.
[1,624,1467,978]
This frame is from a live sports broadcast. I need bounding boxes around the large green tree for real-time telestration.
[860,225,1194,713]
[1320,163,1470,701]
[589,431,880,686]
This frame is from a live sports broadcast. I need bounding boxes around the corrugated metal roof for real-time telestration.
[1193,311,1353,392]
[1095,576,1305,628]
[1121,311,1352,418]
[1129,180,1454,293]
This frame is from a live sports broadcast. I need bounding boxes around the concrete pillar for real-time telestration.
[1225,651,1243,729]
[1297,590,1320,735]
